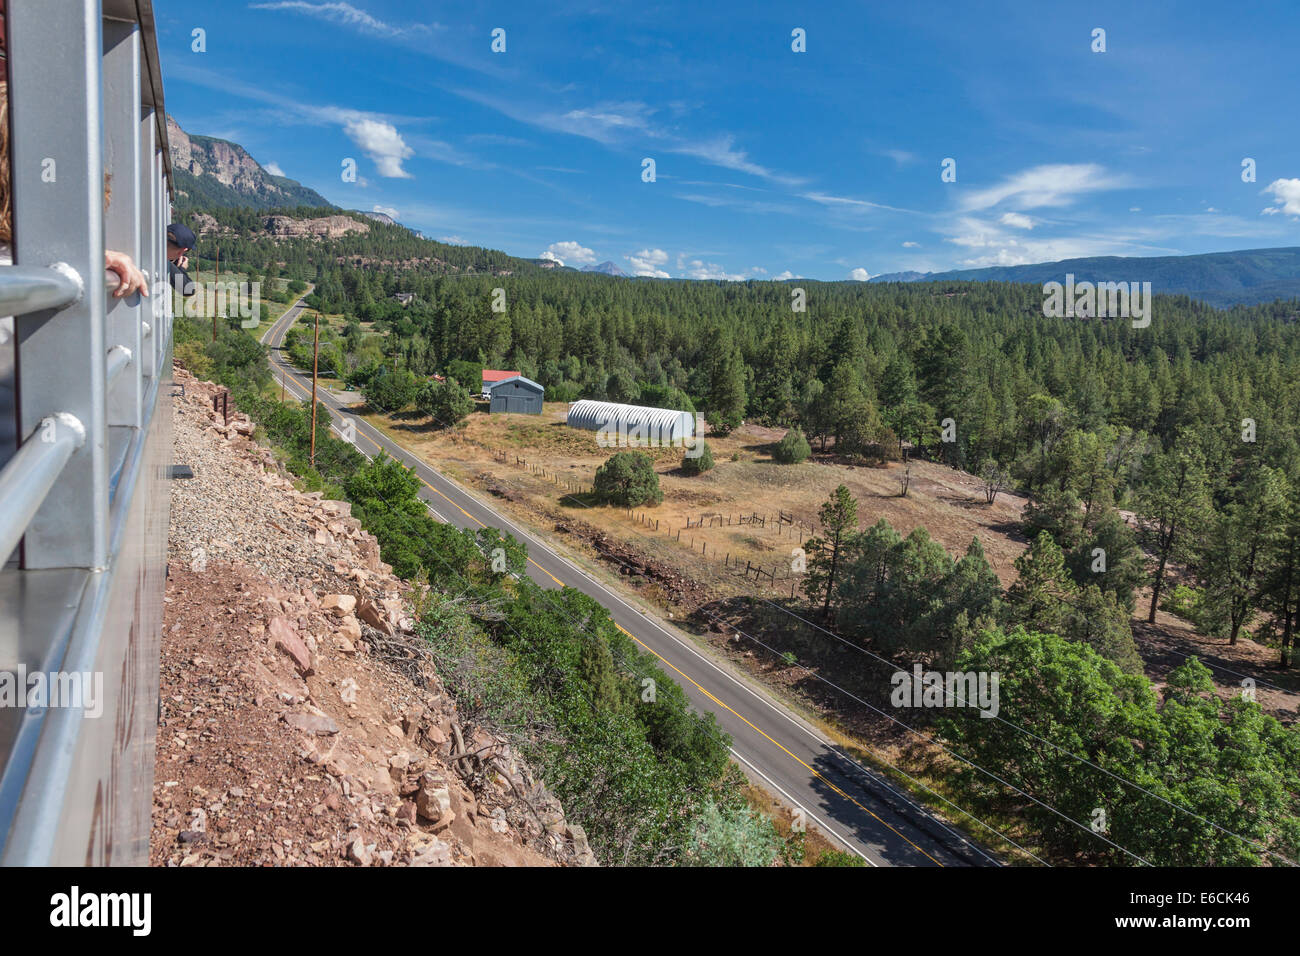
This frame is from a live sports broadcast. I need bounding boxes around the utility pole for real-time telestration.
[212,244,220,342]
[310,310,320,469]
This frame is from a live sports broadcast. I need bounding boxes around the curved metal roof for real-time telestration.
[567,399,695,441]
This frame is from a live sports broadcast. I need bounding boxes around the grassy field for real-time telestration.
[362,401,1031,594]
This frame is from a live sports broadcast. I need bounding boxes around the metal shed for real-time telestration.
[567,399,696,444]
[488,375,545,414]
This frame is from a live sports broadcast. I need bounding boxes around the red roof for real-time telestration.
[482,370,520,383]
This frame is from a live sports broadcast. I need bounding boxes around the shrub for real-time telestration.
[174,340,213,380]
[685,801,782,867]
[815,849,868,867]
[417,377,474,429]
[681,440,714,475]
[593,451,662,507]
[362,366,419,413]
[774,426,811,464]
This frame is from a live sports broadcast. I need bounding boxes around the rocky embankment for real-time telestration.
[152,366,596,867]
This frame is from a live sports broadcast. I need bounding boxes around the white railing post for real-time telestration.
[103,18,143,428]
[139,107,157,383]
[8,0,109,570]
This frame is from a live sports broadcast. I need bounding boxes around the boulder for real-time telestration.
[321,594,356,617]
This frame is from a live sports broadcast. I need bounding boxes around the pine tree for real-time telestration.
[1005,532,1074,636]
[708,337,747,434]
[817,485,858,622]
[1135,445,1212,624]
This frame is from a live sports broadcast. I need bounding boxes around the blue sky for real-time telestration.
[158,1,1300,280]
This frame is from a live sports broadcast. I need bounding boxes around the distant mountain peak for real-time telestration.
[582,260,626,277]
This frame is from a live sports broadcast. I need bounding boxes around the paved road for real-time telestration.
[260,300,1000,867]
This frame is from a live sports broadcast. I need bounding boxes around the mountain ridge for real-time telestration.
[868,247,1300,306]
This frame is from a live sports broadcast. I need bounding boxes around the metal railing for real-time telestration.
[0,0,174,865]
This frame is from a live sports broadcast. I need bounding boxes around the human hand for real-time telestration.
[105,249,148,298]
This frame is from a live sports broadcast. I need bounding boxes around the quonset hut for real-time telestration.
[566,399,696,445]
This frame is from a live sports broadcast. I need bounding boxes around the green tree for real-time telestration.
[363,365,419,413]
[1260,485,1300,667]
[1135,446,1211,624]
[417,377,474,429]
[708,338,748,434]
[1004,532,1073,637]
[816,485,858,622]
[1199,464,1289,644]
[774,426,811,464]
[681,441,715,475]
[593,451,662,507]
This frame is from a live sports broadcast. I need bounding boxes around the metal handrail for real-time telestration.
[0,414,86,566]
[105,344,133,385]
[0,264,84,315]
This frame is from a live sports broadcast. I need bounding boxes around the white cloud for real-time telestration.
[438,235,468,245]
[1263,178,1300,217]
[625,248,671,278]
[959,163,1129,212]
[1130,207,1142,212]
[249,2,437,38]
[941,215,1145,268]
[682,258,746,281]
[902,241,920,248]
[882,148,917,166]
[673,135,805,186]
[551,102,654,143]
[264,161,285,177]
[999,212,1035,229]
[540,241,598,267]
[848,268,872,281]
[344,117,414,178]
[773,270,798,281]
[372,203,400,219]
[803,191,916,214]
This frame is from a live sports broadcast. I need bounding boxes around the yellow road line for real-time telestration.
[269,347,927,863]
[273,362,567,589]
[613,621,943,866]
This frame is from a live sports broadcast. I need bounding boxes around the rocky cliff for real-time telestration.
[167,114,334,211]
[153,367,596,867]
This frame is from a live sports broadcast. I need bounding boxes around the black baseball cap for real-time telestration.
[167,223,196,249]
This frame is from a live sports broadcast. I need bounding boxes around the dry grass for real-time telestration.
[361,402,1031,597]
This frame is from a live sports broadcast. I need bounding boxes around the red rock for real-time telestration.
[269,616,314,675]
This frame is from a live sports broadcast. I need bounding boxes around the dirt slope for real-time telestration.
[152,367,596,867]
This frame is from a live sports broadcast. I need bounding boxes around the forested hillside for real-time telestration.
[182,206,541,280]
